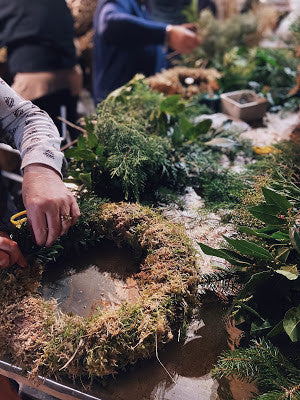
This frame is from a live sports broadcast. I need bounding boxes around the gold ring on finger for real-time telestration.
[60,214,73,222]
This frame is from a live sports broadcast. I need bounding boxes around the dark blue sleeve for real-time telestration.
[96,1,167,47]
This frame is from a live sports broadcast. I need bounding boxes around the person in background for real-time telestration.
[148,0,217,25]
[93,0,200,103]
[0,0,82,139]
[0,78,80,399]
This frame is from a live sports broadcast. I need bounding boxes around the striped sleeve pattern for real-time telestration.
[0,77,63,174]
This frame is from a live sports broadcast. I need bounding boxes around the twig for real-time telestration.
[155,333,176,384]
[57,116,87,134]
[61,139,78,152]
[59,338,83,371]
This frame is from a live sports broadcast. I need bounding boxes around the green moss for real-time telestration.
[0,202,199,379]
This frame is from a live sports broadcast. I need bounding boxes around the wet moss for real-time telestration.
[0,202,199,380]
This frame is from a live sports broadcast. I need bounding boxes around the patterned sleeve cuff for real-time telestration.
[21,148,63,178]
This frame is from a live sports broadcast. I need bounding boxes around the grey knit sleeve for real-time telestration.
[0,77,63,174]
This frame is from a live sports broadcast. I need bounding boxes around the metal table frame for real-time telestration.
[0,360,103,400]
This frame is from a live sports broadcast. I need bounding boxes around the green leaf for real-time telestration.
[179,116,195,139]
[250,203,281,216]
[223,236,274,260]
[290,227,300,254]
[249,205,284,225]
[76,150,97,161]
[235,301,265,321]
[77,134,88,150]
[160,95,185,115]
[239,226,277,240]
[194,119,212,135]
[78,172,92,188]
[257,226,280,234]
[87,130,98,148]
[251,319,272,335]
[262,187,292,211]
[204,137,236,148]
[171,124,183,146]
[275,265,298,280]
[271,232,290,242]
[64,147,80,159]
[198,243,252,267]
[236,271,272,300]
[96,145,104,157]
[275,247,290,263]
[267,320,284,338]
[283,305,300,342]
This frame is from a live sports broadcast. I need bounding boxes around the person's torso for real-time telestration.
[149,0,191,24]
[0,0,77,74]
[93,0,165,103]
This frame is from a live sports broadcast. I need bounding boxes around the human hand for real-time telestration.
[0,232,27,270]
[166,25,200,54]
[22,164,80,247]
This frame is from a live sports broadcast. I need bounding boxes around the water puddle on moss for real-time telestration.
[40,243,255,399]
[40,240,140,317]
[55,295,255,400]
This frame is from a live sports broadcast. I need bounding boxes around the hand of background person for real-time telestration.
[0,232,27,270]
[22,164,80,247]
[166,25,201,54]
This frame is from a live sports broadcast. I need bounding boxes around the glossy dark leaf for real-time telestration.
[198,243,252,267]
[283,305,300,342]
[223,236,274,260]
[249,205,284,225]
[262,187,292,211]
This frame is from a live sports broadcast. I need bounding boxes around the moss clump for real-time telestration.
[0,202,199,379]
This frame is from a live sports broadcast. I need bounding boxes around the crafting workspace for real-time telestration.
[0,0,299,399]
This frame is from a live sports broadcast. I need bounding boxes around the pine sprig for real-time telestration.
[213,339,300,400]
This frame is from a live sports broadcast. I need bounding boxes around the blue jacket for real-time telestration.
[93,0,167,104]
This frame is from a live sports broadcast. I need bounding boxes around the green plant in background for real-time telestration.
[65,76,247,203]
[65,77,178,202]
[218,47,298,102]
[195,168,245,211]
[218,47,257,92]
[181,9,259,68]
[289,16,300,47]
[199,187,300,342]
[213,339,300,400]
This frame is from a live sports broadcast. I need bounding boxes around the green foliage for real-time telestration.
[219,47,257,91]
[199,186,300,341]
[283,305,300,342]
[218,47,298,99]
[182,0,199,23]
[66,78,178,201]
[195,168,245,210]
[289,16,300,47]
[65,75,236,203]
[12,195,106,264]
[182,10,258,68]
[213,339,300,400]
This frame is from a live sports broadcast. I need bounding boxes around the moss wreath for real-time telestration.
[0,202,199,379]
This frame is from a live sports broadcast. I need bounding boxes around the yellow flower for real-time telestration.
[253,146,282,155]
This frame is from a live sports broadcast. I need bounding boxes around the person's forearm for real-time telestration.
[0,77,63,175]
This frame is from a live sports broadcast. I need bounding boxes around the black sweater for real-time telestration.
[0,0,76,75]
